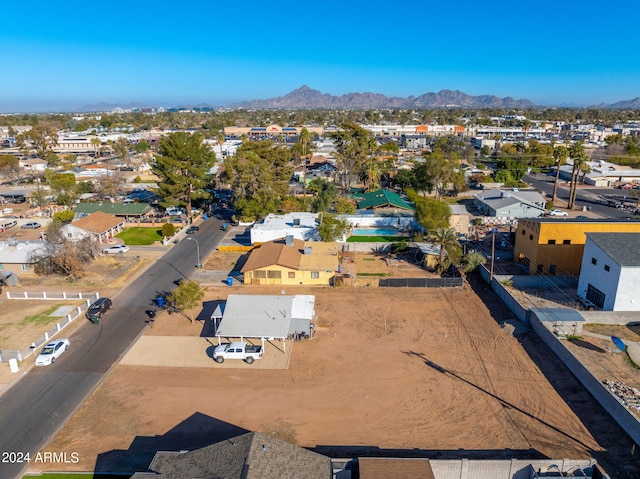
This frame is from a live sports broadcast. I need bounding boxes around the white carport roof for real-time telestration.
[216,294,315,340]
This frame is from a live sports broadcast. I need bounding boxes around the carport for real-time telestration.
[214,294,316,352]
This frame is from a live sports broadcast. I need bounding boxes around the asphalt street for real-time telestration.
[523,172,638,219]
[0,208,231,479]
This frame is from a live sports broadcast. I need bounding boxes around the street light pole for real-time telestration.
[186,237,201,281]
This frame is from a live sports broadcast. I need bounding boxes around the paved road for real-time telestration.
[524,173,638,219]
[0,208,231,479]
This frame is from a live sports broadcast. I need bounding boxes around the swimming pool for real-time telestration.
[351,227,401,236]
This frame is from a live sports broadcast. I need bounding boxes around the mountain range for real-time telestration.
[75,86,640,112]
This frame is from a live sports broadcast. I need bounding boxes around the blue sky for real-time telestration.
[2,0,639,112]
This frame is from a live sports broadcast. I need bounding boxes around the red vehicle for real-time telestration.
[618,183,633,189]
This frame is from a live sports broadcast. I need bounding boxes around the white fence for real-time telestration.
[0,291,100,363]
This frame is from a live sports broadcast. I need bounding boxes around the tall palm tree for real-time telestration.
[551,145,569,204]
[429,227,460,266]
[298,127,312,199]
[568,142,588,209]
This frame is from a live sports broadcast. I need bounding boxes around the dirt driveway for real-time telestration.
[36,284,605,475]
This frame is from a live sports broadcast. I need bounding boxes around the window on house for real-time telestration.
[267,270,281,279]
[521,229,525,235]
[604,265,610,272]
[288,272,296,278]
[548,239,556,245]
[21,264,29,271]
[536,264,543,274]
[563,239,571,245]
[253,270,266,279]
[591,257,597,265]
[311,271,320,279]
[529,234,533,240]
[549,264,557,275]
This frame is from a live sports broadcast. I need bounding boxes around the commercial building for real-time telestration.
[514,218,640,276]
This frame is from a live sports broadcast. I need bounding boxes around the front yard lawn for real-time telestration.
[116,227,164,245]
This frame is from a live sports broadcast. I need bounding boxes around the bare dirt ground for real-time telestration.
[36,283,614,475]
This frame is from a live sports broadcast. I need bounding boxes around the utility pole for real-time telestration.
[489,227,498,282]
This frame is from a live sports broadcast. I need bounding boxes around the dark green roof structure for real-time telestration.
[73,202,152,217]
[357,189,415,211]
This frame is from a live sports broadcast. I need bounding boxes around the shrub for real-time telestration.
[162,222,176,237]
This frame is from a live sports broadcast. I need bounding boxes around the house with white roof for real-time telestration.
[557,159,640,187]
[0,240,55,274]
[213,294,316,346]
[249,212,320,245]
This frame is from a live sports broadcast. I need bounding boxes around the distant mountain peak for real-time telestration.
[231,86,535,109]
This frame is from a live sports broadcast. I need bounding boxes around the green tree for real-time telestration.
[308,178,337,213]
[152,132,216,216]
[298,127,313,200]
[567,142,588,209]
[333,122,376,192]
[222,140,292,220]
[429,226,461,269]
[317,214,348,242]
[16,123,59,159]
[0,154,19,180]
[162,222,176,238]
[407,190,451,233]
[165,280,207,322]
[134,139,150,153]
[551,145,569,204]
[111,137,129,163]
[460,251,487,274]
[333,195,356,214]
[53,210,75,223]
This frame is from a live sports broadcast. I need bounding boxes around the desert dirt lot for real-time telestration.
[35,283,612,475]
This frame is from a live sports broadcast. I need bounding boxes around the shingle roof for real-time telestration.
[73,202,152,216]
[71,211,124,234]
[586,232,640,266]
[241,239,303,272]
[358,458,435,479]
[132,431,330,479]
[357,189,415,211]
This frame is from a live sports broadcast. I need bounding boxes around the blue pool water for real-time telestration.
[351,227,401,236]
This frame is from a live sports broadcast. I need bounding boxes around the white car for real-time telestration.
[548,209,568,217]
[103,245,130,254]
[35,339,70,366]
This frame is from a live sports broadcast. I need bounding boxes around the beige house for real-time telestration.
[241,238,338,286]
[62,211,126,243]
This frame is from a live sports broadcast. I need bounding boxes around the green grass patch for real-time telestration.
[116,227,164,245]
[346,235,407,242]
[21,304,66,326]
[357,272,389,277]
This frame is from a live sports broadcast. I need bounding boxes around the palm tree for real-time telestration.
[568,142,588,209]
[551,145,569,204]
[298,127,312,199]
[429,227,460,266]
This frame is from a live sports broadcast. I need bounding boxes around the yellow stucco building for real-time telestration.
[241,239,339,286]
[514,218,640,276]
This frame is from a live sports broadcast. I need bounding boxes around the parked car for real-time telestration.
[102,245,130,254]
[1,220,17,230]
[86,297,112,323]
[186,226,199,234]
[21,222,41,229]
[618,183,633,189]
[548,209,568,217]
[213,342,263,364]
[35,338,70,366]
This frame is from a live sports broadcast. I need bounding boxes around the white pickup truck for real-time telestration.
[213,342,263,364]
